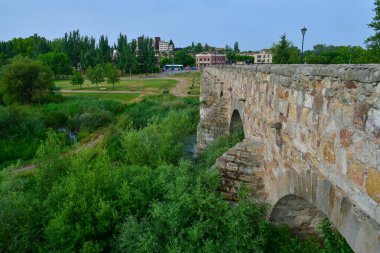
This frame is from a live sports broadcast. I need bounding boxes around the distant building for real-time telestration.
[195,52,227,68]
[253,49,272,64]
[155,37,161,51]
[158,40,174,52]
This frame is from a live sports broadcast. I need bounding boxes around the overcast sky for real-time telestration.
[0,0,375,51]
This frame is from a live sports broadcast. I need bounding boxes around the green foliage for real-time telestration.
[235,54,255,64]
[70,69,84,87]
[104,63,120,88]
[234,41,240,53]
[318,218,354,253]
[0,57,55,105]
[304,44,374,64]
[116,34,128,75]
[0,93,354,253]
[87,64,104,86]
[174,50,195,66]
[120,111,195,167]
[97,35,111,64]
[366,1,380,51]
[0,97,124,168]
[124,95,199,129]
[272,34,295,64]
[37,52,72,76]
[125,39,138,77]
[160,57,171,68]
[137,36,156,75]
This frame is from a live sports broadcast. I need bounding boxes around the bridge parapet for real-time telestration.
[197,65,380,253]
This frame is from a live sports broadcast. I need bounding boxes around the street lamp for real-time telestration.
[300,27,307,64]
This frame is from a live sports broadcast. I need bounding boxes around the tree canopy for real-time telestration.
[0,57,54,105]
[38,52,72,77]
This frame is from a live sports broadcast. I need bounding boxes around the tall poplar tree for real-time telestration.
[125,39,137,78]
[365,0,380,62]
[117,34,128,75]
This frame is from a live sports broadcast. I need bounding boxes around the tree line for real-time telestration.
[271,1,380,64]
[0,31,157,77]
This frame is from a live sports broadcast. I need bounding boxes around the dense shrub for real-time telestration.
[124,95,199,129]
[0,97,125,168]
[0,57,55,105]
[0,96,353,253]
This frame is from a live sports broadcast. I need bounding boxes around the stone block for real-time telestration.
[296,91,304,106]
[316,179,331,215]
[226,162,239,172]
[339,128,352,148]
[354,218,380,253]
[348,162,367,188]
[365,108,380,137]
[366,168,380,203]
[333,101,354,128]
[323,142,336,164]
[304,94,314,108]
[336,148,348,175]
[354,103,370,128]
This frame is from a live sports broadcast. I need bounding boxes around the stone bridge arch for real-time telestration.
[229,110,245,137]
[197,65,380,253]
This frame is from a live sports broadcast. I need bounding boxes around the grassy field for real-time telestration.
[56,77,178,93]
[171,71,201,95]
[61,92,141,103]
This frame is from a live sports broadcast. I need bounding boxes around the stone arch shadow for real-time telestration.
[261,168,380,253]
[229,110,245,138]
[228,96,247,138]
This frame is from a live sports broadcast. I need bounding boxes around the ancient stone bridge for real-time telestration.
[196,65,380,253]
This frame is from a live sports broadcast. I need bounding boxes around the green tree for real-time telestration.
[38,52,72,77]
[137,36,155,75]
[70,69,84,88]
[272,34,293,64]
[80,36,97,70]
[225,45,235,64]
[0,57,54,105]
[62,30,82,68]
[86,64,104,87]
[233,41,240,53]
[194,43,203,53]
[97,35,111,65]
[125,39,138,78]
[116,34,128,75]
[104,63,120,89]
[204,43,210,52]
[365,1,380,62]
[174,50,195,66]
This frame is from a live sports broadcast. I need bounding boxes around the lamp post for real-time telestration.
[300,27,307,64]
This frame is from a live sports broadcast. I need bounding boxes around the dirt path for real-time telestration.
[12,134,104,174]
[169,77,189,97]
[61,90,141,94]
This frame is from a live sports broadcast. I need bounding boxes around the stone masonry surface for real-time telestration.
[197,65,380,253]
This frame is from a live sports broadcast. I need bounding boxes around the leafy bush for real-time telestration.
[124,95,199,129]
[0,57,55,105]
[0,95,354,253]
[120,110,195,167]
[0,97,125,168]
[318,218,354,253]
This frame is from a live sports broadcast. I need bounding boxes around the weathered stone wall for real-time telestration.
[197,65,380,253]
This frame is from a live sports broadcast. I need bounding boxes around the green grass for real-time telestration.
[62,92,140,103]
[56,78,178,92]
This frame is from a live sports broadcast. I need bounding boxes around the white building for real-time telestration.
[254,49,272,64]
[159,41,174,52]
